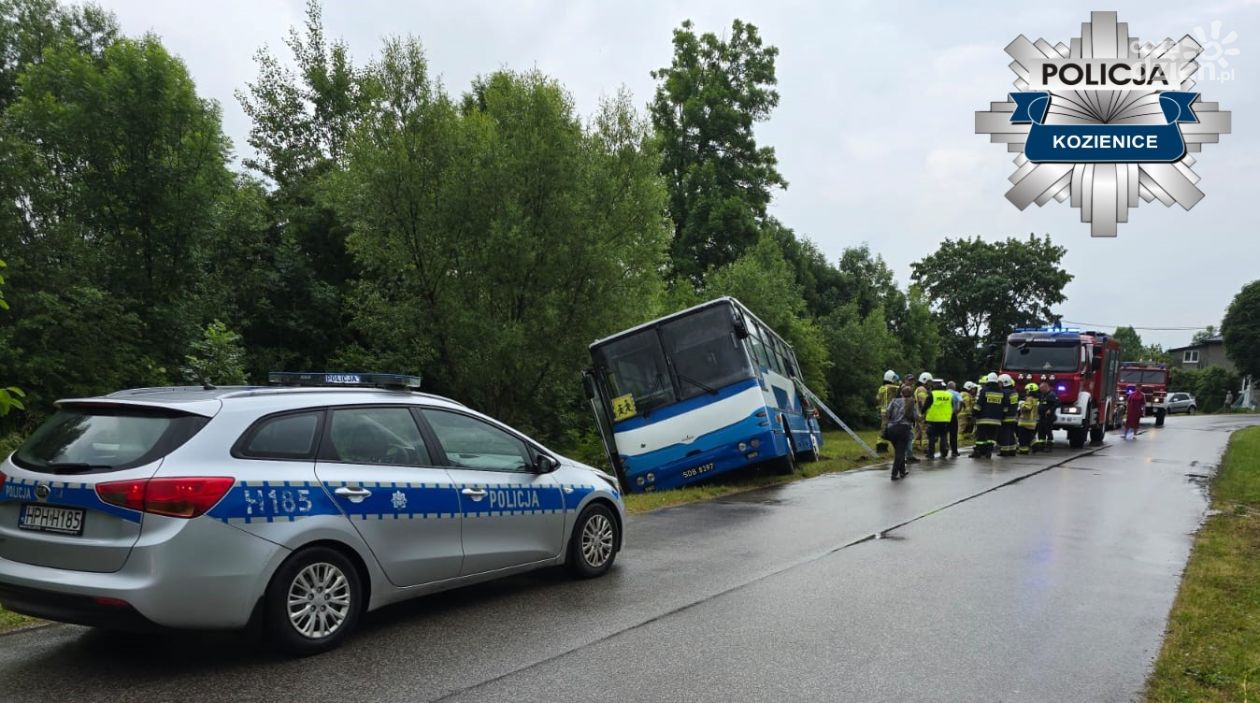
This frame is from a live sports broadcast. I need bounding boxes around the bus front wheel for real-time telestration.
[776,424,799,475]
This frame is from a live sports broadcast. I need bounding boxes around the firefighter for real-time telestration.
[958,381,977,438]
[998,373,1019,457]
[1034,381,1059,452]
[914,372,932,454]
[922,379,954,459]
[1017,383,1040,455]
[875,370,900,453]
[970,373,1003,458]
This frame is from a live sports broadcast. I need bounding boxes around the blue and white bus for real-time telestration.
[583,298,823,493]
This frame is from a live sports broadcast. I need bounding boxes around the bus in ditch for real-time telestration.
[582,297,823,493]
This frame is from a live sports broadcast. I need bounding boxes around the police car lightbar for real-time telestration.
[267,372,422,390]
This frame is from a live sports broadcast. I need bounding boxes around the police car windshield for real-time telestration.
[1004,342,1079,372]
[13,407,209,474]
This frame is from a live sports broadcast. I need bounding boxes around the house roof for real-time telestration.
[1168,334,1224,353]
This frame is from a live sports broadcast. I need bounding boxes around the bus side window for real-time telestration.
[748,325,770,369]
[768,335,787,375]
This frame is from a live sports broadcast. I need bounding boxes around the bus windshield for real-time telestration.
[659,304,754,399]
[1004,342,1080,372]
[592,303,757,418]
[1119,369,1167,385]
[592,329,676,417]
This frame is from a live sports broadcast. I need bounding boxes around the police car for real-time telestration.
[0,373,624,655]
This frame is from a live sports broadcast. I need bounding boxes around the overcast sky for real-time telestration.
[95,0,1258,350]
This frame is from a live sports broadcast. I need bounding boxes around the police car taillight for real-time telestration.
[97,477,234,519]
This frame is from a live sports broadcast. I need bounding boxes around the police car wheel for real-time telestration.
[265,546,363,656]
[568,503,619,579]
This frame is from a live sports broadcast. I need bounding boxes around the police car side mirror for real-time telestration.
[534,454,560,474]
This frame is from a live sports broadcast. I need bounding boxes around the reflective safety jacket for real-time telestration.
[975,384,1005,425]
[1017,395,1040,428]
[915,385,929,411]
[958,392,975,419]
[1002,387,1019,423]
[876,383,898,412]
[924,389,954,423]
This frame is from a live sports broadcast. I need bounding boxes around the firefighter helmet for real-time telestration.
[1026,382,1039,393]
[998,373,1014,387]
[918,371,932,384]
[986,372,999,384]
[884,370,899,383]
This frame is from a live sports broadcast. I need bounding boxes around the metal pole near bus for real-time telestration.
[796,381,879,459]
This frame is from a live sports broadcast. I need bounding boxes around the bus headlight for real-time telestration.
[738,442,748,451]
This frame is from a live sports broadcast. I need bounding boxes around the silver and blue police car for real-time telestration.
[0,372,624,654]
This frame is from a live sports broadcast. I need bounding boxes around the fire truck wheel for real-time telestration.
[1067,428,1087,449]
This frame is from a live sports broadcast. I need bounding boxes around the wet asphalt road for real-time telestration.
[1,413,1255,703]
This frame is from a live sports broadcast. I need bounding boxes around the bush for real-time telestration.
[1170,367,1240,413]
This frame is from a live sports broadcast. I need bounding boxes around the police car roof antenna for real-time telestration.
[794,379,879,459]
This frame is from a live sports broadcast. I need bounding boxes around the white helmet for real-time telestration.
[884,370,899,383]
[986,372,999,384]
[998,373,1014,387]
[963,381,977,391]
[918,371,932,384]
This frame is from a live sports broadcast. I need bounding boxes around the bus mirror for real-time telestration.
[581,371,597,400]
[732,314,749,339]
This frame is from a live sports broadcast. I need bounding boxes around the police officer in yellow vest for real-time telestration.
[921,378,954,460]
[875,370,900,453]
[1016,383,1040,455]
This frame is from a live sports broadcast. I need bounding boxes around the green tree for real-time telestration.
[1222,280,1260,381]
[6,34,230,362]
[236,0,370,372]
[0,258,23,417]
[911,234,1072,377]
[819,304,901,424]
[651,19,786,284]
[327,38,670,440]
[1192,325,1218,344]
[706,233,829,397]
[0,0,117,111]
[1113,325,1143,362]
[183,320,248,386]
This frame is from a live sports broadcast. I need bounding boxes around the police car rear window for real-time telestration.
[236,411,323,460]
[13,406,209,474]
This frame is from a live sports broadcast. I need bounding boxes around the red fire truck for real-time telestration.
[1117,362,1170,427]
[1000,327,1123,449]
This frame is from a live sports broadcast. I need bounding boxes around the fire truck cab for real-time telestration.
[1000,328,1122,449]
[1118,362,1170,427]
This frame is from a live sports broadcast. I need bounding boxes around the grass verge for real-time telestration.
[0,606,35,633]
[623,429,889,514]
[1146,425,1260,703]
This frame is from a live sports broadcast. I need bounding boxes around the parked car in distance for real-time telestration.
[1166,392,1197,414]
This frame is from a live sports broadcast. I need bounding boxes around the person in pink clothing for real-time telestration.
[1124,384,1145,440]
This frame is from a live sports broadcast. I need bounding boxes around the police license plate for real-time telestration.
[18,504,85,536]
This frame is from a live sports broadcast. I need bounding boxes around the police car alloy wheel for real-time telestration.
[266,546,363,655]
[568,504,619,578]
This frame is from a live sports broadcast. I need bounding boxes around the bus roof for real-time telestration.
[589,297,792,351]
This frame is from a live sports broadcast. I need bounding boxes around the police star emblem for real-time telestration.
[976,12,1231,236]
[391,490,407,511]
